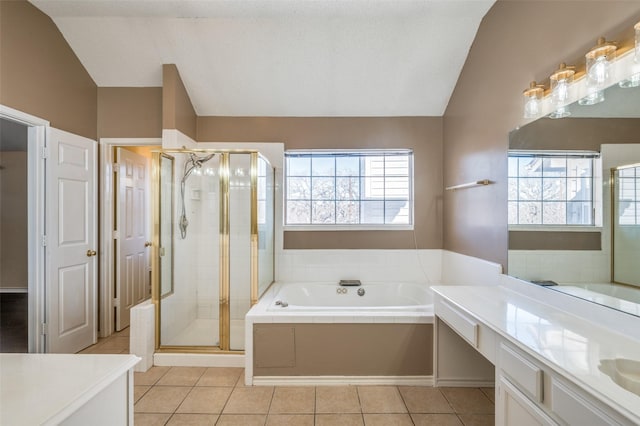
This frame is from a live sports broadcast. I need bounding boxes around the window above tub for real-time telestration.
[508,150,602,228]
[284,149,414,230]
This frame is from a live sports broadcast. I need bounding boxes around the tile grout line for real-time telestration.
[264,385,275,425]
[214,372,239,423]
[355,385,365,425]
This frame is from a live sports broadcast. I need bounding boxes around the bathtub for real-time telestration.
[267,281,432,313]
[246,281,435,386]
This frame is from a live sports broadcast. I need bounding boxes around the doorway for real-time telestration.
[0,117,29,352]
[0,105,98,354]
[99,138,161,338]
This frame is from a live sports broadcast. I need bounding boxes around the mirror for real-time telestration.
[508,82,640,317]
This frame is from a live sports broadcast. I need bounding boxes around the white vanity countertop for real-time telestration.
[431,285,640,424]
[0,353,140,425]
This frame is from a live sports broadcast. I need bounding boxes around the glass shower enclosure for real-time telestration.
[152,150,274,352]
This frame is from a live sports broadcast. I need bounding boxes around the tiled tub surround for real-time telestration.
[275,249,503,287]
[432,282,640,425]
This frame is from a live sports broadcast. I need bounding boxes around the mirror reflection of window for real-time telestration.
[508,151,599,226]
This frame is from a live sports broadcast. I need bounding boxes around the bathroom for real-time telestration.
[2,1,640,425]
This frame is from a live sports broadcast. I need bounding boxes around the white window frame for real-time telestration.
[508,150,602,230]
[284,149,414,231]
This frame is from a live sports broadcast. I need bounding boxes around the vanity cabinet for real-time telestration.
[433,293,637,426]
[496,341,628,426]
[498,376,555,426]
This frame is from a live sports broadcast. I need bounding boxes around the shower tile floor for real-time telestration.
[82,330,496,426]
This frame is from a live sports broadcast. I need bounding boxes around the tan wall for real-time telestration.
[98,88,163,139]
[0,1,97,140]
[510,118,640,152]
[0,152,28,289]
[162,64,197,141]
[198,116,443,249]
[253,323,433,376]
[442,1,640,269]
[509,231,601,251]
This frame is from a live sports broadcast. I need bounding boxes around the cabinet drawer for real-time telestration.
[500,343,543,403]
[437,300,478,347]
[550,380,618,426]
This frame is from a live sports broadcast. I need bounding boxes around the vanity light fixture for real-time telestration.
[619,22,640,88]
[523,81,545,118]
[579,37,617,105]
[549,63,574,119]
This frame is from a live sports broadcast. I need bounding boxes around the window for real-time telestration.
[285,150,413,228]
[508,151,599,226]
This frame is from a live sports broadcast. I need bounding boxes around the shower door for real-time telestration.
[612,164,640,287]
[155,151,222,348]
[153,150,274,352]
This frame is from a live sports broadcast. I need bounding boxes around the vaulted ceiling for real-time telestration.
[30,0,495,117]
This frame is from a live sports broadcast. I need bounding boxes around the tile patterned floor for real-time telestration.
[83,330,496,426]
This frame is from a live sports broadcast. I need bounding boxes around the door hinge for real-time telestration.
[41,235,47,247]
[113,230,119,240]
[113,298,120,309]
[113,162,120,172]
[41,146,49,159]
[41,322,48,336]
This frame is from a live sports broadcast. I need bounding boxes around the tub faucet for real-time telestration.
[339,279,361,286]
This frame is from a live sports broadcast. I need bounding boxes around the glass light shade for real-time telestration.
[619,22,640,88]
[549,64,574,118]
[580,38,616,104]
[523,81,544,118]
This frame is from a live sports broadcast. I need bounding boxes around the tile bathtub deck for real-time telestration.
[82,330,495,426]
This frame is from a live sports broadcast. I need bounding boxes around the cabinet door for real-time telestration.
[497,377,557,426]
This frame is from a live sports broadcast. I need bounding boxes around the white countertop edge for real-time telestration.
[1,354,140,426]
[47,354,140,425]
[431,286,640,425]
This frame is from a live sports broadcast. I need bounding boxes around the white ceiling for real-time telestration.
[30,0,495,117]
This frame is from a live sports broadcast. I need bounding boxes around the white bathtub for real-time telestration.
[246,281,434,386]
[266,281,432,313]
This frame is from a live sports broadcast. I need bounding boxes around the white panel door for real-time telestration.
[115,148,149,330]
[47,128,97,353]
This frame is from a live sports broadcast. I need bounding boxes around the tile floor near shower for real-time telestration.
[83,330,495,426]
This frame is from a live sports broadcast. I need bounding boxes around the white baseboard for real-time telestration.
[434,378,495,388]
[0,287,28,293]
[252,375,433,386]
[154,353,245,368]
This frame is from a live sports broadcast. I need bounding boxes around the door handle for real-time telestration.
[86,249,97,257]
[144,241,152,247]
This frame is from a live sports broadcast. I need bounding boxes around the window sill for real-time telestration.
[508,225,602,232]
[284,224,414,232]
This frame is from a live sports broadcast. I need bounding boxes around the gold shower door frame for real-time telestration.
[152,150,270,353]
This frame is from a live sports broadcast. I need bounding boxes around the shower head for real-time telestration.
[179,152,216,239]
[188,153,215,170]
